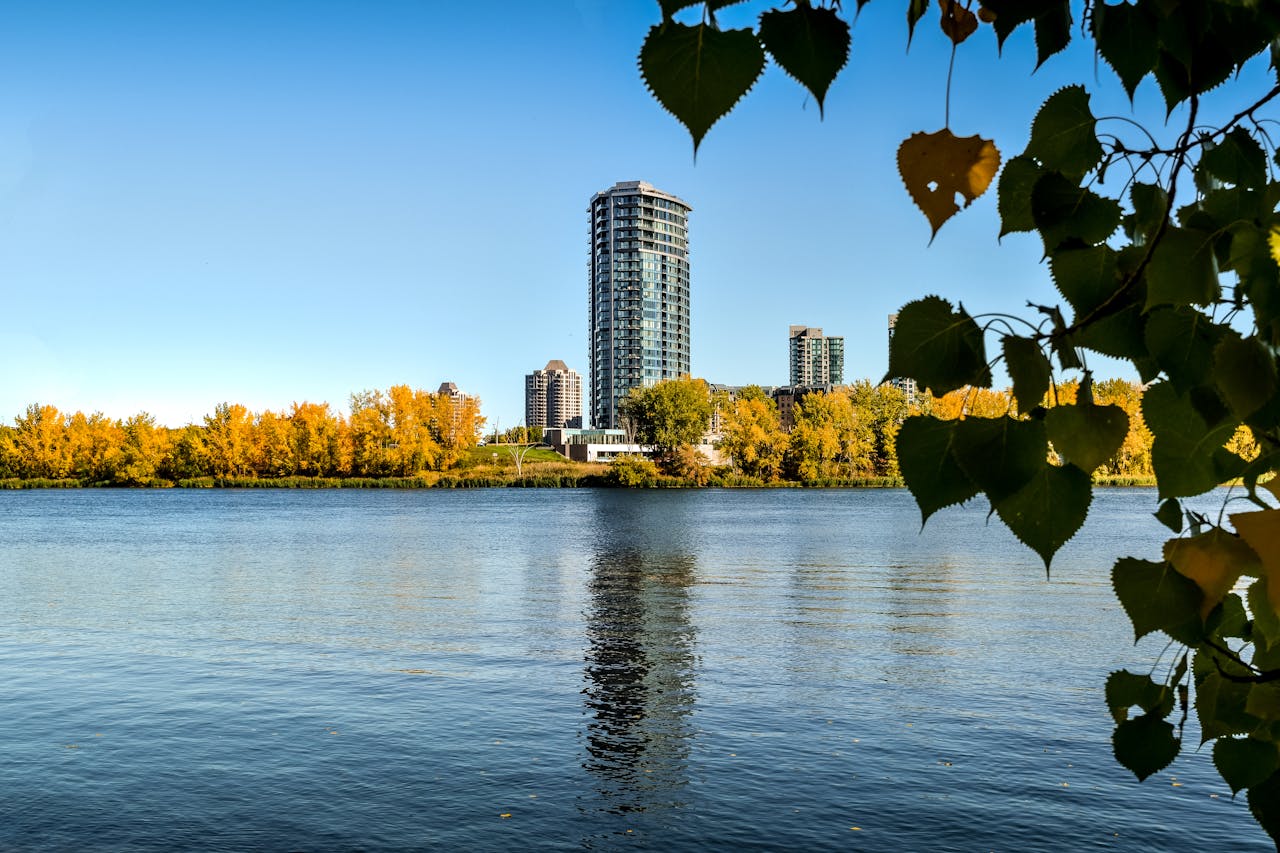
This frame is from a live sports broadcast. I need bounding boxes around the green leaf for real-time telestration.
[1247,683,1280,722]
[1003,336,1051,412]
[757,4,850,119]
[1214,334,1279,419]
[659,0,748,19]
[896,415,980,525]
[886,296,992,396]
[952,416,1047,503]
[1111,557,1204,645]
[1143,382,1240,499]
[993,462,1091,567]
[1130,182,1169,242]
[1049,245,1118,314]
[907,0,930,45]
[1197,669,1264,741]
[1113,714,1180,782]
[1212,593,1250,640]
[1045,402,1129,472]
[997,155,1044,237]
[1252,579,1280,651]
[1093,0,1159,100]
[1145,227,1220,309]
[1143,307,1228,394]
[1025,85,1103,180]
[979,0,1070,52]
[1106,670,1175,725]
[1248,771,1280,848]
[1031,172,1122,250]
[1033,2,1072,69]
[1155,498,1183,534]
[639,22,767,154]
[1215,738,1279,795]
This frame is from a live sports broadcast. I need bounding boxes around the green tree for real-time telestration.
[846,380,911,477]
[639,0,1280,841]
[115,413,169,486]
[620,376,713,465]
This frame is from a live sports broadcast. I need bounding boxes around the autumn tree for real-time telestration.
[115,413,170,486]
[619,376,713,467]
[638,0,1280,840]
[716,389,788,479]
[785,388,871,480]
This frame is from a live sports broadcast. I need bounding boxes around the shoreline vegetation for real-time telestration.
[0,472,1160,490]
[1,377,1247,492]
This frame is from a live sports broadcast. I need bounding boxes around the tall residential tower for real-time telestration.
[525,359,583,430]
[588,181,692,429]
[788,325,844,387]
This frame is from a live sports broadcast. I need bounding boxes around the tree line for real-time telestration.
[622,376,1254,484]
[0,385,483,485]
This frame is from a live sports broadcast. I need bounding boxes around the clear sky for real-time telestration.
[0,1,1273,429]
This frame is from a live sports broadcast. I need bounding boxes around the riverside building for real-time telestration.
[588,180,692,429]
[886,313,920,404]
[525,360,583,430]
[788,325,845,387]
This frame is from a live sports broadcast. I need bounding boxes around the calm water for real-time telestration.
[0,488,1264,851]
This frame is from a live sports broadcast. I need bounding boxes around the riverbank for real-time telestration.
[0,473,1158,489]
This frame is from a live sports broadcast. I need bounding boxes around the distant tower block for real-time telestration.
[788,325,844,387]
[526,360,583,430]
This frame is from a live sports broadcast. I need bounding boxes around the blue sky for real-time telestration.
[0,1,1273,429]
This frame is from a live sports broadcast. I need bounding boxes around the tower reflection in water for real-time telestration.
[579,492,699,820]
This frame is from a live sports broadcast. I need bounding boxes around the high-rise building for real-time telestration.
[886,313,920,404]
[526,359,583,430]
[588,180,692,429]
[788,325,844,387]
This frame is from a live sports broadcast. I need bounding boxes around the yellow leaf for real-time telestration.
[1231,508,1280,612]
[898,130,1001,239]
[499,813,512,819]
[1270,225,1280,269]
[1165,529,1262,618]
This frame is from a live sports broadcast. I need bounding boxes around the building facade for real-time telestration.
[788,325,844,387]
[886,313,920,404]
[525,359,583,430]
[588,180,692,429]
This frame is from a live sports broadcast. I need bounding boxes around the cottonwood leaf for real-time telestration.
[1215,738,1279,795]
[1049,245,1118,314]
[939,0,978,44]
[998,155,1045,237]
[1200,127,1268,190]
[1249,771,1280,844]
[1045,402,1129,472]
[1031,173,1122,250]
[1106,670,1175,724]
[1143,382,1240,499]
[898,130,1001,240]
[1232,509,1280,613]
[1130,182,1170,242]
[1025,85,1102,180]
[1251,579,1280,650]
[640,22,766,154]
[953,417,1047,503]
[1143,307,1228,394]
[1092,0,1159,100]
[1199,669,1265,741]
[1003,336,1050,412]
[886,296,992,395]
[1215,335,1278,419]
[978,0,1070,52]
[1145,227,1220,309]
[1033,1,1072,69]
[1112,557,1203,644]
[758,4,850,118]
[908,0,930,45]
[1113,715,1180,782]
[994,462,1091,568]
[1165,529,1262,619]
[1155,498,1183,534]
[896,415,980,525]
[659,0,748,19]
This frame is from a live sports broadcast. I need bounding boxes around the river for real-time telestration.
[0,488,1263,850]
